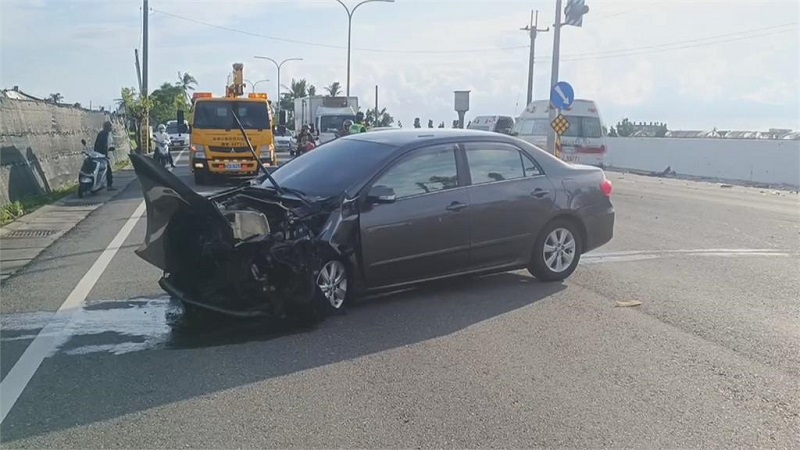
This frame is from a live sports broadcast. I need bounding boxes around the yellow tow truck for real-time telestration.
[189,63,278,185]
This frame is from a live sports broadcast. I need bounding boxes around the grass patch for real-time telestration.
[1,185,78,226]
[1,156,132,226]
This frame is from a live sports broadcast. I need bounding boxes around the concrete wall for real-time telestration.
[0,97,131,206]
[605,137,800,186]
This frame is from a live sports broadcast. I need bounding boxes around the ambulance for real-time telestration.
[512,99,607,167]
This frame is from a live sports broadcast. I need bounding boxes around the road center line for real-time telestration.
[0,151,185,424]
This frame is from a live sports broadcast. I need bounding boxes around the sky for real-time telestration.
[1,0,799,131]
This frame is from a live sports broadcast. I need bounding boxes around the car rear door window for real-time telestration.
[465,143,526,184]
[374,145,459,199]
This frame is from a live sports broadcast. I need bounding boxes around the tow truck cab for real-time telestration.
[189,93,278,185]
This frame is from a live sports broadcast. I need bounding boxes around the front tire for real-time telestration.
[316,259,349,314]
[528,219,583,282]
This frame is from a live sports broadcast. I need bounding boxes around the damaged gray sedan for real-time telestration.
[131,129,615,323]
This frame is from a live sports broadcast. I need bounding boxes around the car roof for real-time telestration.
[345,128,506,146]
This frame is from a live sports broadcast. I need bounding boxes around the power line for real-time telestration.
[150,8,796,58]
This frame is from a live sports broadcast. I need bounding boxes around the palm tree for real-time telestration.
[48,93,63,104]
[308,84,317,96]
[325,82,342,97]
[289,78,308,99]
[176,71,198,102]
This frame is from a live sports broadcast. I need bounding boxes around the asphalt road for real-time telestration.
[1,156,798,448]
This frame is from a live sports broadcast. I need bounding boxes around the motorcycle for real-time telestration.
[152,135,172,168]
[77,139,114,198]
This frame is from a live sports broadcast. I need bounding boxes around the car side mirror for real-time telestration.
[367,185,396,204]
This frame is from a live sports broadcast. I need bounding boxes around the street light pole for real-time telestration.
[245,79,270,93]
[335,0,394,98]
[253,56,303,114]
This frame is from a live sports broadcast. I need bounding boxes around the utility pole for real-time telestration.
[546,0,563,156]
[374,85,378,127]
[142,0,150,154]
[546,0,589,155]
[520,10,549,107]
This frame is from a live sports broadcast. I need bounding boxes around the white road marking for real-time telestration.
[0,151,185,424]
[581,248,791,264]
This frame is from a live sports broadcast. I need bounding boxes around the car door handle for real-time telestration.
[446,201,468,212]
[531,188,550,198]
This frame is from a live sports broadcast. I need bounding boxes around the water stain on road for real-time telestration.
[0,297,296,357]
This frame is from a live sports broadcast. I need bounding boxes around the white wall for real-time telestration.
[605,137,800,186]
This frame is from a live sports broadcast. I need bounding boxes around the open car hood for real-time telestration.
[129,153,233,270]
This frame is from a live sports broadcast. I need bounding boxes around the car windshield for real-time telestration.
[319,115,355,132]
[265,138,396,197]
[193,101,270,130]
[165,124,179,134]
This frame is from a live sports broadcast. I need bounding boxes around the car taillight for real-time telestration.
[600,179,613,197]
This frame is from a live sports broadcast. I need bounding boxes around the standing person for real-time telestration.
[427,119,434,128]
[349,111,368,134]
[413,118,421,128]
[93,121,116,190]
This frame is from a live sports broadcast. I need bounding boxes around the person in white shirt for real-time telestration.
[153,124,175,168]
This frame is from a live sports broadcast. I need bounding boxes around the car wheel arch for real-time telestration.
[541,213,587,254]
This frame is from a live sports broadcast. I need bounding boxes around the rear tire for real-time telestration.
[527,219,583,282]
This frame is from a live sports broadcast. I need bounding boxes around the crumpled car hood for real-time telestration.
[130,153,232,270]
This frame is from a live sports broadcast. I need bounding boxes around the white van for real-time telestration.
[512,99,607,166]
[467,115,515,134]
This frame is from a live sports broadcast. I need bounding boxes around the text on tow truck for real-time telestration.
[188,63,278,185]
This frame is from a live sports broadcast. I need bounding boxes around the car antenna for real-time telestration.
[230,107,284,195]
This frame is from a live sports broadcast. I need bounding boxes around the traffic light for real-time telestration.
[564,0,589,27]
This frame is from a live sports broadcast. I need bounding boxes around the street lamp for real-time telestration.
[253,56,303,114]
[245,79,270,93]
[334,0,394,98]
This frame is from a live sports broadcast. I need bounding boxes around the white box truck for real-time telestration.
[294,96,359,144]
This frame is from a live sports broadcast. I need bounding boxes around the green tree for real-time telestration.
[308,84,317,96]
[608,126,618,137]
[366,107,395,127]
[149,82,187,126]
[289,78,308,98]
[615,118,635,137]
[325,82,342,97]
[176,71,197,102]
[116,87,153,153]
[655,122,669,138]
[48,93,63,104]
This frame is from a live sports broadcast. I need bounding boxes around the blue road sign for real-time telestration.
[550,81,574,110]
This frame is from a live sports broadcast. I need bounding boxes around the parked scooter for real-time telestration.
[77,139,114,198]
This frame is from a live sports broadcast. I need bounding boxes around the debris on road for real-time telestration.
[615,300,642,307]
